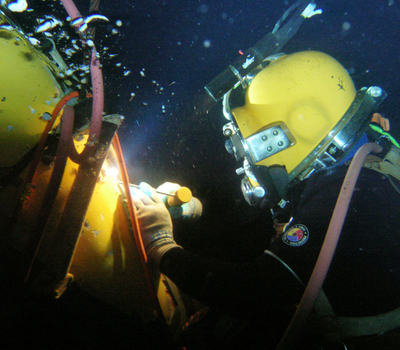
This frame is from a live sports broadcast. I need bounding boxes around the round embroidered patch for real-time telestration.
[282,224,309,247]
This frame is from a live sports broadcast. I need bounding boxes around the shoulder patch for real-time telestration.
[282,224,309,247]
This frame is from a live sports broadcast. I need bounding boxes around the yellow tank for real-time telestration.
[0,10,189,335]
[0,13,64,167]
[18,134,188,326]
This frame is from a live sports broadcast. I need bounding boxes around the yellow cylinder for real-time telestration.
[167,186,192,207]
[0,19,63,167]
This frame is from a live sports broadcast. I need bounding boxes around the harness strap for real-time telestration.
[363,149,400,181]
[267,246,400,339]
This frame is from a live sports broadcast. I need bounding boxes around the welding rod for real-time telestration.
[117,181,175,197]
[129,183,176,197]
[118,181,193,207]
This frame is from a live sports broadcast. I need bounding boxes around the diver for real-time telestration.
[131,50,400,349]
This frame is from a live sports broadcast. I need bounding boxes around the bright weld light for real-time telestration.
[105,167,119,178]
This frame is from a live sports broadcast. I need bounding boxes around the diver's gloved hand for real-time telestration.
[131,182,181,268]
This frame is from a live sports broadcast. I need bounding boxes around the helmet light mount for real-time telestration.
[205,0,322,101]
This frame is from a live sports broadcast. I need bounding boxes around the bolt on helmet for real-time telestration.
[222,51,386,208]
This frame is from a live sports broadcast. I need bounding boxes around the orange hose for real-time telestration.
[276,142,383,350]
[112,133,165,319]
[112,134,148,263]
[25,91,79,184]
[25,92,95,184]
[25,105,76,283]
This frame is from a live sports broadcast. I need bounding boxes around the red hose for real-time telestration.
[69,49,104,164]
[25,105,76,282]
[25,0,104,281]
[25,91,79,184]
[112,133,148,264]
[112,134,165,320]
[60,0,104,164]
[60,0,81,19]
[276,142,383,350]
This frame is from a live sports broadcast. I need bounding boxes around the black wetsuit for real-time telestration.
[160,164,400,348]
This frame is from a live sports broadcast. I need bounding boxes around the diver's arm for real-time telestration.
[131,182,303,318]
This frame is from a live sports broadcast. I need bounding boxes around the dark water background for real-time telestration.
[98,0,400,258]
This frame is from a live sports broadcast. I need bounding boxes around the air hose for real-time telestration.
[276,142,383,350]
[60,0,104,163]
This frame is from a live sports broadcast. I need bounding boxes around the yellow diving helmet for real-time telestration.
[222,51,386,208]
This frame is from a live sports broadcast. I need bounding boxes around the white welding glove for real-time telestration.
[130,182,181,268]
